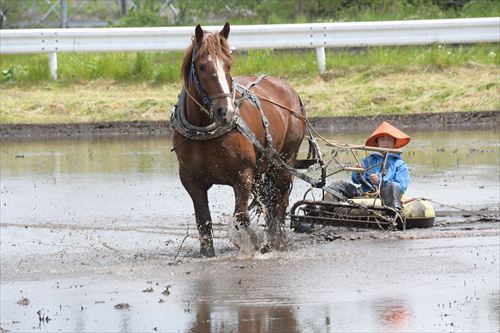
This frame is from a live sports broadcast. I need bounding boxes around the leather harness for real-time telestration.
[170,74,323,187]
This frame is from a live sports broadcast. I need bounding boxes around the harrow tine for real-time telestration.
[290,200,403,231]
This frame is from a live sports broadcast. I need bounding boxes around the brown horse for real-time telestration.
[173,23,307,257]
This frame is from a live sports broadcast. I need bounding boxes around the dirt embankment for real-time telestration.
[0,110,498,140]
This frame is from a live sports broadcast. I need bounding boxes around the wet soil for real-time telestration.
[1,130,498,332]
[1,216,498,332]
[0,110,498,140]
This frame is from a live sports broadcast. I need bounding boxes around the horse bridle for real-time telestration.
[188,46,235,118]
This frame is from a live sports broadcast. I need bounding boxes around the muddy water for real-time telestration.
[1,130,499,332]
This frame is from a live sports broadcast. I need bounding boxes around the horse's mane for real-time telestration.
[181,30,233,87]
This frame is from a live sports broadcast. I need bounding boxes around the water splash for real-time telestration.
[224,215,267,258]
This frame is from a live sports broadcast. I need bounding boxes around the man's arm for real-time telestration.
[381,159,410,193]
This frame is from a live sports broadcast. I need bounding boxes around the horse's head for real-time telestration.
[182,23,235,124]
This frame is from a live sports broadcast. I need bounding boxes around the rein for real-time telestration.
[184,88,213,118]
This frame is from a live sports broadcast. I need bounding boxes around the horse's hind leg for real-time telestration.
[263,167,293,249]
[232,168,260,251]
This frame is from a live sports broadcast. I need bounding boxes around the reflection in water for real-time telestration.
[374,298,414,332]
[236,306,298,333]
[490,292,500,323]
[189,280,212,333]
[1,130,498,177]
[119,312,131,333]
[0,131,498,332]
[0,137,178,177]
[0,130,498,229]
[188,279,299,333]
[75,307,87,333]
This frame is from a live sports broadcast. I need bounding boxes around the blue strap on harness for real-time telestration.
[189,47,212,107]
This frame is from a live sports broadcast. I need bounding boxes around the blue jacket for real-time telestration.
[351,152,410,193]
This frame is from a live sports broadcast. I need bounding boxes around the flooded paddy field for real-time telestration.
[1,130,499,332]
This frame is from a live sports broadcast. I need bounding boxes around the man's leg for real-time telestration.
[381,182,403,209]
[324,180,361,202]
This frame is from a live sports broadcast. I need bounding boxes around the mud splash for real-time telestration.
[1,129,499,332]
[225,215,267,258]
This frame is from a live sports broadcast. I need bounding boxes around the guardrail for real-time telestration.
[1,17,498,78]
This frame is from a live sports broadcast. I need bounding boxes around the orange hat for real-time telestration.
[365,121,411,148]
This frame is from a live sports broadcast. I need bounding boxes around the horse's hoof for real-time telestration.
[200,247,215,258]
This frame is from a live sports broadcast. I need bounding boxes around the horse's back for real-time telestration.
[236,75,301,109]
[236,75,306,157]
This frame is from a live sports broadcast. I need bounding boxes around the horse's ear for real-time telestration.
[219,22,230,40]
[195,24,204,45]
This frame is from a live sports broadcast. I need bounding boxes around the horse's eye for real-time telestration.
[199,64,206,72]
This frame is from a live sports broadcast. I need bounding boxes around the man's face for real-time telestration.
[377,136,395,149]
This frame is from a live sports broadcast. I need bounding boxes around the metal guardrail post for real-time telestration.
[315,47,326,74]
[48,52,58,80]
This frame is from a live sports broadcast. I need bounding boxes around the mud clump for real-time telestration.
[161,285,171,296]
[16,297,30,306]
[114,303,130,310]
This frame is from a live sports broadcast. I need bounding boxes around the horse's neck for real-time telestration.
[185,88,213,126]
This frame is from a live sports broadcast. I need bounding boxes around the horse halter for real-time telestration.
[189,46,234,117]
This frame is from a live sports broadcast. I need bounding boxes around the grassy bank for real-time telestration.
[1,44,498,84]
[0,44,498,123]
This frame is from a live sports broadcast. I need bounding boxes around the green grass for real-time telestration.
[1,44,498,85]
[3,0,499,29]
[0,44,498,124]
[177,0,500,26]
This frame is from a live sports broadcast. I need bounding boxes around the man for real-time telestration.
[325,121,411,209]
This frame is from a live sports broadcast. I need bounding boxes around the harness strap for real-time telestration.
[210,92,233,100]
[234,77,275,167]
[245,74,267,90]
[170,88,236,142]
[248,91,272,168]
[172,76,325,188]
[236,116,323,187]
[189,47,212,107]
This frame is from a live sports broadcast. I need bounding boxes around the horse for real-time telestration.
[172,23,308,257]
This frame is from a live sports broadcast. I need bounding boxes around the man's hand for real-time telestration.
[370,173,379,184]
[356,163,364,174]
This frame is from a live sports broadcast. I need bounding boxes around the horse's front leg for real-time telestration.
[192,189,215,257]
[180,172,215,257]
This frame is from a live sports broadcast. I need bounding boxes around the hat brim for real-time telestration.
[365,134,411,148]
